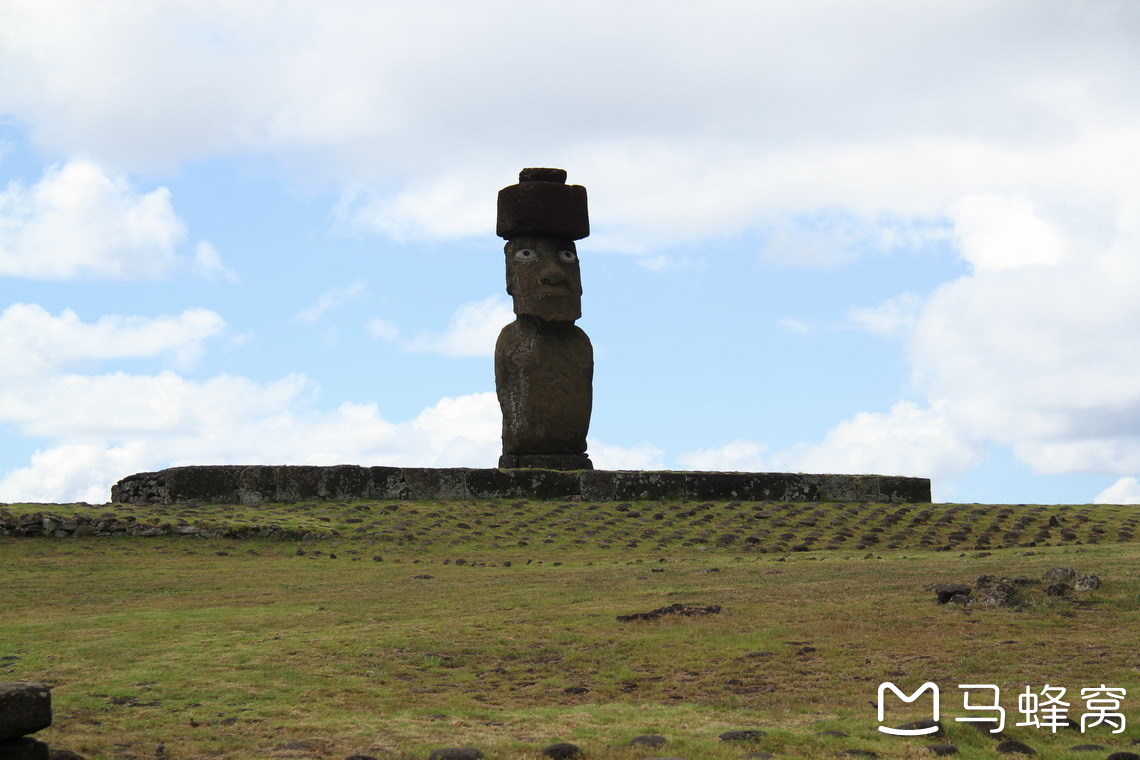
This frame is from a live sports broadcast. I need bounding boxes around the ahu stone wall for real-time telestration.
[110,465,931,505]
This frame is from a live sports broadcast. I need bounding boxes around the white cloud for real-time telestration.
[295,280,365,324]
[2,2,1137,256]
[589,440,666,471]
[950,195,1068,272]
[677,439,769,472]
[0,367,502,502]
[678,403,983,488]
[384,295,514,358]
[847,292,924,337]
[909,218,1140,475]
[192,240,239,283]
[771,402,985,483]
[0,303,225,378]
[0,161,186,279]
[366,318,400,341]
[1095,477,1140,505]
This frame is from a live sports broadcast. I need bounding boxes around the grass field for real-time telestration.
[2,499,1139,759]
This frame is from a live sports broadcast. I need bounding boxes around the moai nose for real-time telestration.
[539,265,567,287]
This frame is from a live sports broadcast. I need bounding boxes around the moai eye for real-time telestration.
[558,250,578,263]
[514,248,536,261]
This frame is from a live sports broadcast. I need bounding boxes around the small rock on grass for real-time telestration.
[995,738,1036,755]
[542,742,582,759]
[924,745,958,756]
[719,729,765,742]
[1067,746,1104,752]
[428,749,483,760]
[1106,753,1140,760]
[49,750,88,760]
[628,735,667,748]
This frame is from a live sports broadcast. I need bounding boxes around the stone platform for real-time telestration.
[111,465,930,505]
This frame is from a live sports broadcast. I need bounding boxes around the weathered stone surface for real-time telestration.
[498,454,592,471]
[48,749,87,759]
[427,748,484,760]
[628,735,667,748]
[1075,573,1101,591]
[930,583,971,604]
[495,169,594,468]
[1043,567,1077,583]
[923,744,958,755]
[0,681,52,739]
[111,465,931,505]
[616,603,722,622]
[0,737,50,760]
[995,738,1036,755]
[496,316,592,460]
[719,730,765,742]
[541,742,582,759]
[497,169,588,241]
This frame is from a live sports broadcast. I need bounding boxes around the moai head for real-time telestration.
[497,168,589,322]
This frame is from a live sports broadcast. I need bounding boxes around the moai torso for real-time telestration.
[495,169,594,470]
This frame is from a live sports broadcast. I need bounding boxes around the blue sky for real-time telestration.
[2,1,1140,504]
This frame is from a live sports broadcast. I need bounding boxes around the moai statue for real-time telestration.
[495,168,593,470]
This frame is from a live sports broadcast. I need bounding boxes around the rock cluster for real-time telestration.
[616,603,724,622]
[928,567,1104,608]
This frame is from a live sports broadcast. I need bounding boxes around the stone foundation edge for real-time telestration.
[111,465,931,505]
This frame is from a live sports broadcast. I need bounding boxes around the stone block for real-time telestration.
[0,681,52,739]
[0,737,50,760]
[580,470,688,501]
[402,469,469,500]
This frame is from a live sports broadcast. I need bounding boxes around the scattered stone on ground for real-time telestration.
[995,738,1036,755]
[1075,573,1101,591]
[427,749,483,760]
[1106,753,1140,760]
[923,744,958,755]
[616,603,723,622]
[839,751,878,758]
[541,742,582,759]
[718,729,765,742]
[928,567,1104,608]
[1068,746,1105,752]
[1042,567,1076,583]
[628,735,667,748]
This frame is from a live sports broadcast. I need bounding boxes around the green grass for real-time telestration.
[1,499,1139,759]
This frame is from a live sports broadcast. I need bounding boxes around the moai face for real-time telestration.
[505,236,582,322]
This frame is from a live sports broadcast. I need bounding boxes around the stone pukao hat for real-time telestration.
[496,168,589,241]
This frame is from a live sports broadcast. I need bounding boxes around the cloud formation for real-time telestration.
[0,161,186,279]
